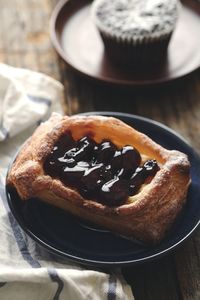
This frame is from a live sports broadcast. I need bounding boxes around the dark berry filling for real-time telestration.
[44,133,159,206]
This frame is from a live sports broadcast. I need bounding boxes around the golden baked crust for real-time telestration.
[7,113,191,244]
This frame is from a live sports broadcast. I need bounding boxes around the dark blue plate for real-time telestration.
[6,112,200,267]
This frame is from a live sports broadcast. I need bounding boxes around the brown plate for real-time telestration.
[50,0,200,87]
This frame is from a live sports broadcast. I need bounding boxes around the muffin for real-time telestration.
[91,0,180,67]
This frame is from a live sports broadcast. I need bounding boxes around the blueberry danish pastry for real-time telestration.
[7,113,191,244]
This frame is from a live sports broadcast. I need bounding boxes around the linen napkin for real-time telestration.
[0,64,134,300]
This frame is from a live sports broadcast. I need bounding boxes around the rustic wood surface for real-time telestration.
[0,0,200,299]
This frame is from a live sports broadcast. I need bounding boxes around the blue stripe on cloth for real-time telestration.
[0,282,7,288]
[27,95,52,107]
[0,127,9,140]
[48,268,64,300]
[108,274,117,300]
[0,186,41,268]
[7,210,41,268]
[0,185,64,293]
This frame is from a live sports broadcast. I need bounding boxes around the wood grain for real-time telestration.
[0,0,200,299]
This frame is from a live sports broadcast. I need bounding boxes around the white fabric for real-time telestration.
[0,64,134,300]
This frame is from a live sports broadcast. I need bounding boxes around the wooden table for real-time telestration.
[1,0,200,299]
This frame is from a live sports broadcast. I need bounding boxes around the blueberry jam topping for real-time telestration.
[44,133,159,206]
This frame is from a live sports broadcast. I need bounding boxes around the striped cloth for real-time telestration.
[0,64,134,300]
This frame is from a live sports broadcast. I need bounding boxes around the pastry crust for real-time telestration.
[7,113,191,244]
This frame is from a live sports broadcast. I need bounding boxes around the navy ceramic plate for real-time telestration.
[6,112,200,267]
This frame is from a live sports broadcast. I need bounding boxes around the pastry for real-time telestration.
[7,113,190,244]
[91,0,180,67]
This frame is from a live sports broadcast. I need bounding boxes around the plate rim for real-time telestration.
[50,0,200,87]
[6,112,200,267]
